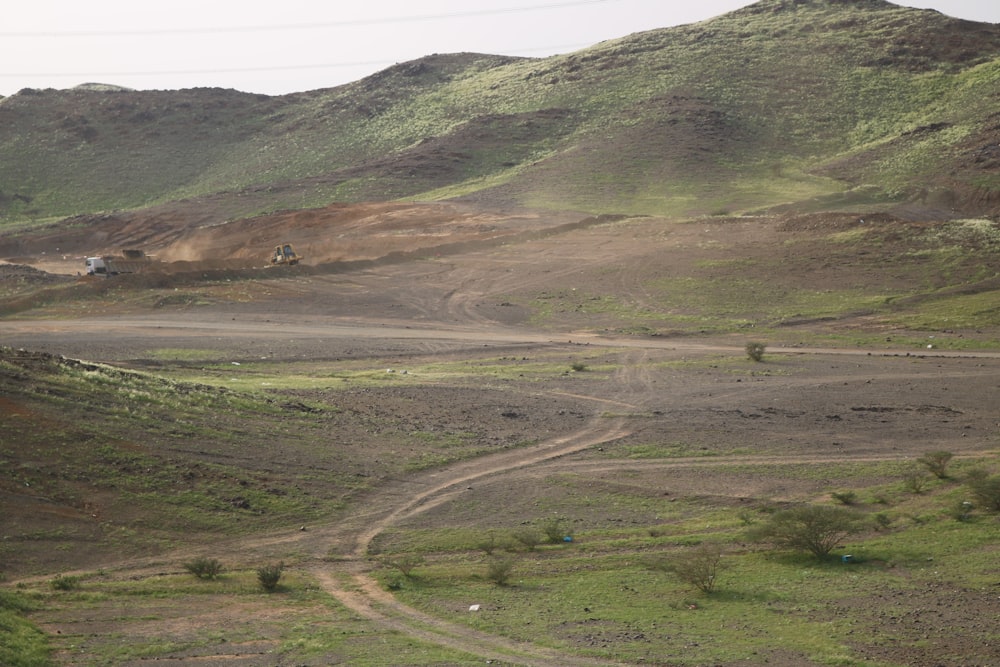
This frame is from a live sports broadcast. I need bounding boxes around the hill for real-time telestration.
[1,0,999,228]
[2,3,1000,666]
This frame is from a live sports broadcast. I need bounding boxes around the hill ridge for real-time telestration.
[1,0,998,224]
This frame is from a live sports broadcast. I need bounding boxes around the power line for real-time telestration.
[0,43,596,79]
[2,0,617,38]
[0,60,396,79]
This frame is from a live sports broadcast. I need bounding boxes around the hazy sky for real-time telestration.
[3,0,998,97]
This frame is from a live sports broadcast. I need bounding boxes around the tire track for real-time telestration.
[309,415,634,667]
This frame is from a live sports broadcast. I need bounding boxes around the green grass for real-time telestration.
[5,343,1000,664]
[144,348,225,362]
[368,460,1000,665]
[889,290,1000,331]
[14,569,480,665]
[521,279,895,335]
[0,590,51,667]
[160,350,616,391]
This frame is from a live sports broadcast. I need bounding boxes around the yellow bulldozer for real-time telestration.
[270,243,301,266]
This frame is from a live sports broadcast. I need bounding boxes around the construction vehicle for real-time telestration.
[85,249,152,276]
[270,243,301,266]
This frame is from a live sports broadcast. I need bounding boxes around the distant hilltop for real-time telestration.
[73,83,135,92]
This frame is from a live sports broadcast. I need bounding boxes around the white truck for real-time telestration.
[85,249,152,276]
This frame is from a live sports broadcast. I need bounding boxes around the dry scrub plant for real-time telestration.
[257,562,284,592]
[646,543,724,594]
[748,505,862,559]
[745,342,766,362]
[184,557,224,580]
[917,450,954,479]
[485,556,516,586]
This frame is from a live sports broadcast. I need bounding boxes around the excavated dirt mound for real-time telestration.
[2,200,585,276]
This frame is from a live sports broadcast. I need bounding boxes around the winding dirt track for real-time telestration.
[5,306,999,665]
[308,414,634,667]
[5,214,1000,665]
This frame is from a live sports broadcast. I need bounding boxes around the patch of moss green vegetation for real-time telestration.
[145,348,225,362]
[524,277,895,335]
[165,351,616,391]
[17,570,478,665]
[0,590,51,667]
[890,290,1000,331]
[652,277,890,324]
[374,454,1000,665]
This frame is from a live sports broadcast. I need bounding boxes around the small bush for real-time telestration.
[570,362,588,372]
[647,543,724,594]
[511,528,542,551]
[476,530,507,555]
[381,554,424,578]
[485,556,515,586]
[951,500,975,522]
[50,574,80,591]
[748,505,863,559]
[831,490,857,505]
[965,469,1000,512]
[541,518,573,544]
[902,467,928,494]
[184,557,224,580]
[257,562,284,592]
[917,450,954,479]
[745,342,766,362]
[871,492,891,505]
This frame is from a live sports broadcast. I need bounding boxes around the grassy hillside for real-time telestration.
[1,0,999,224]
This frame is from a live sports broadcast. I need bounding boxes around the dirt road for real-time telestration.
[6,304,999,665]
[4,205,1000,665]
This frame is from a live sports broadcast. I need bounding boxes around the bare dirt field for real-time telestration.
[2,202,999,666]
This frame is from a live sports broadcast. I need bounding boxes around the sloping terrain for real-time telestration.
[2,2,1000,665]
[1,0,999,227]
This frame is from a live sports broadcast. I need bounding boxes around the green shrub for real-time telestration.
[485,556,516,586]
[381,554,424,578]
[541,518,573,544]
[951,500,975,522]
[50,574,80,591]
[965,469,1000,512]
[748,505,863,559]
[511,527,543,551]
[745,342,766,362]
[646,543,724,594]
[257,562,284,592]
[831,490,857,505]
[184,557,224,580]
[917,450,954,479]
[476,530,508,555]
[902,466,928,494]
